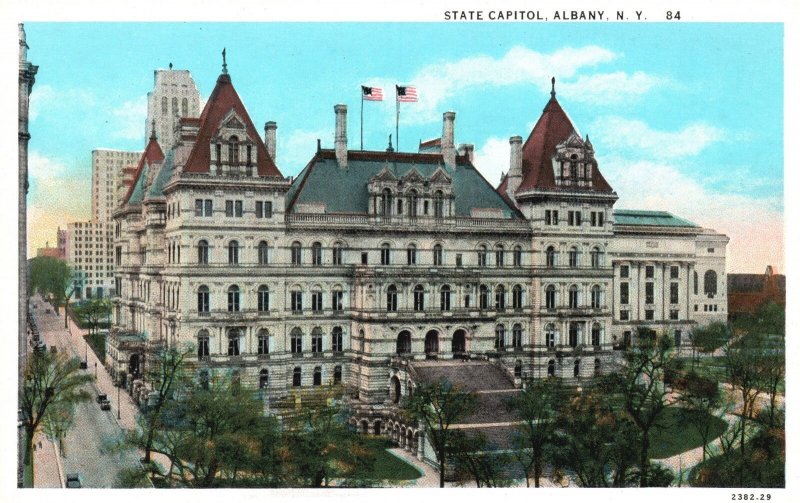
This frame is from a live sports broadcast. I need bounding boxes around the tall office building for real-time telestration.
[145,67,202,151]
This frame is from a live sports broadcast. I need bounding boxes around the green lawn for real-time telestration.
[354,437,423,481]
[83,332,106,361]
[648,408,727,459]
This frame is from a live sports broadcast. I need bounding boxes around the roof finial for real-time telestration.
[387,133,394,152]
[551,77,556,98]
[169,62,173,70]
[222,47,228,74]
[149,119,157,140]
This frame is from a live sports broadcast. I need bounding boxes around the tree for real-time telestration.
[406,379,477,487]
[611,328,676,487]
[41,400,76,457]
[80,298,112,336]
[28,256,73,315]
[19,350,92,483]
[505,377,563,487]
[690,322,730,366]
[450,431,512,487]
[676,372,724,461]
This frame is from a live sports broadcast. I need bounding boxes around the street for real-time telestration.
[30,295,143,488]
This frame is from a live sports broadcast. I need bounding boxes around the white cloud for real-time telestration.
[110,98,148,141]
[278,128,331,176]
[472,136,511,187]
[558,71,667,105]
[590,116,725,160]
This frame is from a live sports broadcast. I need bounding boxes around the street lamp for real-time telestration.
[94,362,97,379]
[117,382,121,420]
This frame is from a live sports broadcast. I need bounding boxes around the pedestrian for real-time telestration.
[38,441,42,449]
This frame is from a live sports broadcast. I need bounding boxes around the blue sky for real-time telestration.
[25,22,783,272]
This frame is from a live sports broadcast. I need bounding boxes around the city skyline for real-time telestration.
[24,22,783,273]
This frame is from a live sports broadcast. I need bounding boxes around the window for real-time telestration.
[423,200,429,215]
[545,209,559,225]
[257,241,270,265]
[380,244,391,265]
[408,190,418,217]
[620,265,630,278]
[293,367,301,386]
[590,211,605,227]
[704,270,718,297]
[545,323,556,348]
[495,245,505,267]
[259,369,269,389]
[227,329,240,356]
[670,309,679,320]
[407,244,417,265]
[257,286,270,312]
[386,285,398,312]
[694,271,699,294]
[171,97,178,114]
[312,242,322,265]
[333,365,342,384]
[620,282,629,305]
[513,246,522,267]
[479,284,489,310]
[568,247,579,268]
[331,289,343,311]
[291,290,303,313]
[674,329,682,347]
[568,322,579,347]
[574,359,581,378]
[670,265,679,279]
[495,285,506,311]
[197,240,209,265]
[434,191,444,217]
[548,359,555,376]
[381,188,392,216]
[645,282,654,304]
[257,330,270,355]
[568,285,579,309]
[195,199,213,217]
[361,252,368,265]
[291,328,303,354]
[590,247,602,268]
[228,136,239,164]
[477,245,487,267]
[433,244,443,266]
[440,285,451,311]
[620,310,629,321]
[332,327,343,352]
[197,330,209,359]
[545,285,556,310]
[228,241,239,265]
[591,285,601,309]
[311,290,323,312]
[495,324,505,349]
[255,201,273,218]
[645,265,655,278]
[332,243,343,265]
[413,285,425,311]
[311,328,323,353]
[670,282,679,304]
[291,242,302,266]
[645,309,654,320]
[568,210,582,226]
[225,200,243,218]
[227,285,240,312]
[313,367,322,386]
[512,324,522,349]
[545,246,556,268]
[591,323,601,346]
[512,285,523,310]
[161,96,168,115]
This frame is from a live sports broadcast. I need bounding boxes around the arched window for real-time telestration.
[495,244,505,268]
[290,327,303,354]
[197,239,209,264]
[257,241,270,265]
[291,241,302,265]
[568,284,579,308]
[408,190,418,217]
[161,96,168,115]
[591,285,601,309]
[257,285,270,312]
[332,242,343,265]
[424,330,439,355]
[479,284,489,310]
[568,246,579,268]
[396,330,411,354]
[477,245,488,267]
[434,190,444,218]
[574,359,581,378]
[181,98,188,117]
[227,285,240,312]
[197,329,210,359]
[704,270,718,297]
[311,327,323,353]
[547,359,555,377]
[440,285,451,311]
[332,326,343,352]
[546,246,557,268]
[334,365,342,384]
[380,243,391,265]
[545,285,556,310]
[257,329,269,355]
[228,135,239,165]
[452,330,466,354]
[512,285,523,309]
[259,369,269,389]
[590,246,603,268]
[433,244,443,266]
[381,188,392,216]
[312,242,322,265]
[513,245,522,267]
[495,285,506,311]
[228,240,239,265]
[413,284,425,311]
[292,366,301,387]
[386,284,398,312]
[197,285,210,314]
[313,366,322,386]
[227,328,240,356]
[171,97,178,115]
[591,323,601,346]
[512,323,523,349]
[407,244,417,265]
[495,324,505,349]
[545,323,556,348]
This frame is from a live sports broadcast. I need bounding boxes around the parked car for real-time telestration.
[65,473,82,488]
[96,393,108,403]
[99,399,111,411]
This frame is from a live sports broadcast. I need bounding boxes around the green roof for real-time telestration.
[613,209,698,227]
[288,151,517,218]
[147,150,174,199]
[127,164,146,204]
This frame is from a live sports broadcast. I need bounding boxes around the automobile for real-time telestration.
[65,473,82,488]
[96,393,108,403]
[99,399,111,411]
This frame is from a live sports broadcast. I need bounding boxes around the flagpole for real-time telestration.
[360,89,364,151]
[396,90,400,152]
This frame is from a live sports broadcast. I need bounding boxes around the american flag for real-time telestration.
[361,85,383,101]
[396,85,418,102]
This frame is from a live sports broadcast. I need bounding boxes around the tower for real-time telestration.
[145,67,202,151]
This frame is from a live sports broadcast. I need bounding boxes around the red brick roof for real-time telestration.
[122,136,164,205]
[518,95,613,192]
[183,74,282,177]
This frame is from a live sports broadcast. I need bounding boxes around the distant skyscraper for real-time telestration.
[146,67,202,150]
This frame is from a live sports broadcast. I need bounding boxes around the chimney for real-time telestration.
[461,143,474,164]
[334,104,348,168]
[442,111,456,170]
[264,121,277,161]
[506,136,523,207]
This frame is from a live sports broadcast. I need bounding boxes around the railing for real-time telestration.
[286,213,530,231]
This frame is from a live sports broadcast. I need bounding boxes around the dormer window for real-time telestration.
[228,136,239,165]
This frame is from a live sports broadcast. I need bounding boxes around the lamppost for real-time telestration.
[117,381,121,420]
[94,362,97,379]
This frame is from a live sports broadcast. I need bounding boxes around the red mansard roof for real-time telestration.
[183,73,282,177]
[121,135,164,205]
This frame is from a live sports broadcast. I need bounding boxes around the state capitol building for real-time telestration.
[109,61,728,445]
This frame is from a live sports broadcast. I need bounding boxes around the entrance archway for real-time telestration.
[390,376,401,403]
[425,330,439,359]
[129,354,141,378]
[452,329,466,357]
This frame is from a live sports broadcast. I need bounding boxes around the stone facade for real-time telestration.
[146,68,202,151]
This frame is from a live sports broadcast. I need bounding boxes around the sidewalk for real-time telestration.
[32,432,63,488]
